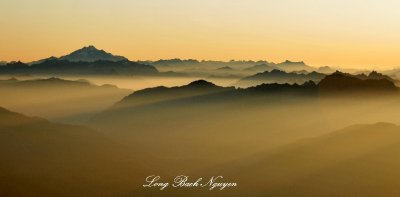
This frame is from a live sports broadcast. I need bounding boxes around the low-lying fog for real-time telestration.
[2,74,400,196]
[0,75,239,90]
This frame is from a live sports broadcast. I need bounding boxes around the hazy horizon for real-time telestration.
[3,1,400,196]
[1,0,400,69]
[2,44,399,72]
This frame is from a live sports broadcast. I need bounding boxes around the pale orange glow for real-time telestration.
[1,0,400,69]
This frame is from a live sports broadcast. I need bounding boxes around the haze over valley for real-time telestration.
[1,45,400,196]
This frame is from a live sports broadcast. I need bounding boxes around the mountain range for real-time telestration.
[0,77,131,121]
[244,60,315,73]
[30,45,127,64]
[116,80,235,108]
[0,59,158,76]
[0,107,148,196]
[2,46,390,81]
[0,46,160,76]
[213,122,400,196]
[319,71,398,93]
[237,69,326,88]
[91,70,398,128]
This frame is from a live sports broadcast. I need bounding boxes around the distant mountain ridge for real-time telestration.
[59,45,128,62]
[116,80,234,107]
[0,59,158,76]
[113,70,398,108]
[277,60,313,71]
[29,46,128,64]
[237,69,326,88]
[318,71,397,93]
[0,77,131,120]
[146,59,315,72]
[244,60,315,72]
[0,46,214,76]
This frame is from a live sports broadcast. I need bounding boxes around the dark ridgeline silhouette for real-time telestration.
[146,59,314,73]
[0,107,148,196]
[114,70,398,109]
[325,70,397,82]
[243,70,398,95]
[237,69,326,87]
[244,80,317,95]
[90,70,399,125]
[92,80,316,127]
[0,47,362,80]
[318,71,398,93]
[116,80,235,107]
[28,45,127,65]
[0,46,161,76]
[362,70,397,82]
[0,59,158,76]
[101,80,312,118]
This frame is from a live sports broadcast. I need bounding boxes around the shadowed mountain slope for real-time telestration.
[0,77,131,121]
[116,80,235,107]
[206,123,400,196]
[0,107,148,196]
[318,71,398,93]
[107,71,398,112]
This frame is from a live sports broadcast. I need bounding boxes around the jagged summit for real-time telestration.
[59,45,128,62]
[318,71,397,92]
[83,45,97,50]
[368,70,386,79]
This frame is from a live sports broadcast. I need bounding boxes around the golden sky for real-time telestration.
[1,0,400,69]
